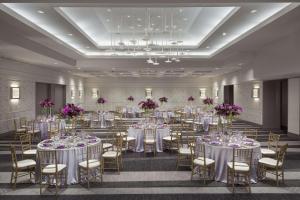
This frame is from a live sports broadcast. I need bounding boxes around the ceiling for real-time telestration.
[0,1,299,78]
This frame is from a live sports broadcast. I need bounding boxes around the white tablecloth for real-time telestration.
[36,136,102,184]
[38,121,66,140]
[195,137,261,183]
[127,126,170,152]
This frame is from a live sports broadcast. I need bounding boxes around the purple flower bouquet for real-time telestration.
[203,97,214,105]
[188,96,195,102]
[60,104,84,119]
[159,97,168,103]
[97,97,107,104]
[138,99,159,111]
[127,96,134,101]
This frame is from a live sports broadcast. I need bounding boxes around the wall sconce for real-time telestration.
[70,89,75,99]
[10,87,20,99]
[199,88,206,99]
[92,89,99,98]
[215,89,219,98]
[145,88,152,99]
[252,87,260,100]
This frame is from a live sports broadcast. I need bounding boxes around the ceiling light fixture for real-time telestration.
[222,32,227,36]
[37,10,44,14]
[67,33,73,36]
[251,9,257,14]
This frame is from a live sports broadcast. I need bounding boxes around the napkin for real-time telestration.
[88,139,97,143]
[44,139,53,144]
[77,143,85,147]
[209,141,222,146]
[228,143,241,148]
[42,143,52,147]
[56,145,65,149]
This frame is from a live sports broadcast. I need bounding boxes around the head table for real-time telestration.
[36,134,102,184]
[127,122,170,153]
[195,132,262,183]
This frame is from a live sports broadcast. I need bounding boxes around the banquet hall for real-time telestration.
[0,0,300,199]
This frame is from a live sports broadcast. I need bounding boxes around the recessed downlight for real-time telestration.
[251,9,257,14]
[37,10,44,14]
[222,32,227,36]
[107,8,111,12]
[67,33,73,36]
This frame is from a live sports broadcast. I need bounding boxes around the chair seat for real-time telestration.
[259,157,282,168]
[79,159,101,169]
[124,136,136,141]
[144,139,155,144]
[16,128,26,133]
[116,132,127,137]
[162,136,176,141]
[227,162,250,172]
[42,164,66,174]
[23,149,37,155]
[102,151,118,158]
[171,132,181,136]
[179,148,192,155]
[103,143,113,149]
[13,159,36,169]
[261,148,276,155]
[193,157,215,166]
[27,130,40,134]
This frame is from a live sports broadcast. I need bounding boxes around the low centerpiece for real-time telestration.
[138,98,159,116]
[203,97,214,111]
[40,98,55,118]
[97,97,107,112]
[60,103,84,119]
[214,103,243,129]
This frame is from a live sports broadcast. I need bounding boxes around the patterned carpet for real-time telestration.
[1,121,300,200]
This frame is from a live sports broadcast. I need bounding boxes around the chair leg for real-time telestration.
[282,168,285,184]
[13,171,18,190]
[116,157,120,174]
[10,170,14,185]
[55,173,58,195]
[87,169,90,189]
[276,170,279,186]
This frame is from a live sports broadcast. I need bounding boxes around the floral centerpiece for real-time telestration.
[97,97,107,112]
[159,97,168,104]
[127,96,134,101]
[138,99,159,114]
[188,96,195,101]
[40,98,54,117]
[214,103,243,126]
[203,97,214,111]
[60,103,84,119]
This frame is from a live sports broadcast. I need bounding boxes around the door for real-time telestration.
[224,85,234,104]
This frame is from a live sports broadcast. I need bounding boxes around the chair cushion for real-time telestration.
[261,148,276,155]
[102,151,118,158]
[193,157,215,166]
[227,162,250,172]
[163,136,176,141]
[259,157,282,168]
[16,128,26,133]
[13,159,36,169]
[23,149,37,155]
[179,148,192,155]
[124,136,136,141]
[79,159,101,169]
[116,132,127,137]
[42,164,66,174]
[103,143,113,149]
[144,139,155,144]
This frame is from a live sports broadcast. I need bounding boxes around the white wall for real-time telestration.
[83,77,213,111]
[0,58,84,134]
[288,78,300,135]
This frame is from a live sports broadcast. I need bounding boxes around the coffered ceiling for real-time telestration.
[0,1,299,78]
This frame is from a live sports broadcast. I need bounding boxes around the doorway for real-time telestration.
[224,85,234,104]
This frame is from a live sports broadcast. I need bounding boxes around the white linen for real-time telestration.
[127,126,170,152]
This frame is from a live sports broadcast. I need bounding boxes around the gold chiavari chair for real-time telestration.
[20,117,28,129]
[143,128,157,156]
[48,120,60,138]
[261,132,280,157]
[258,143,288,186]
[20,134,37,157]
[102,135,123,173]
[13,118,26,140]
[78,144,103,188]
[38,149,67,195]
[190,142,215,184]
[243,129,258,141]
[10,145,36,189]
[27,120,41,142]
[162,130,179,151]
[122,131,136,153]
[176,133,193,169]
[227,148,253,193]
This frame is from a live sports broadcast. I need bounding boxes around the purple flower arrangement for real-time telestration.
[127,96,134,101]
[60,103,84,119]
[214,103,243,117]
[138,99,159,110]
[39,98,54,108]
[203,97,214,105]
[159,97,168,103]
[188,96,195,102]
[97,97,107,104]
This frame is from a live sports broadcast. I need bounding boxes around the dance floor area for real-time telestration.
[1,121,300,200]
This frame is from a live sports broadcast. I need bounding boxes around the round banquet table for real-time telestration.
[36,135,102,184]
[195,136,262,183]
[127,125,170,152]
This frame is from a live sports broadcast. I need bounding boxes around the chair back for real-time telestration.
[13,119,19,130]
[38,149,59,174]
[20,134,32,153]
[232,148,253,172]
[277,143,288,167]
[115,135,123,156]
[82,144,102,169]
[193,142,207,165]
[143,128,156,142]
[20,117,27,128]
[268,132,280,151]
[10,146,18,168]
